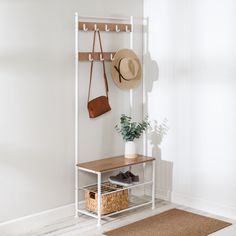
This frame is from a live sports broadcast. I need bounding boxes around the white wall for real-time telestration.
[144,0,236,219]
[0,0,143,223]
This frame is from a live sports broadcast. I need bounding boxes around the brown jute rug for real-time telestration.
[104,208,231,236]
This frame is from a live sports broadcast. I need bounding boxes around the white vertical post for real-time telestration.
[97,172,102,226]
[129,16,134,117]
[75,12,79,218]
[142,17,148,156]
[128,17,133,187]
[142,18,147,196]
[152,160,156,209]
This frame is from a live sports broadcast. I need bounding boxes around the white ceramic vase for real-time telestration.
[125,141,138,159]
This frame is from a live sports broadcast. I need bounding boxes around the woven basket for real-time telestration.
[85,182,128,215]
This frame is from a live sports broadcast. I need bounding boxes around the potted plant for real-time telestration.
[115,114,149,159]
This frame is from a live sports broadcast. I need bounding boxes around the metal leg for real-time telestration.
[152,160,156,209]
[143,163,146,195]
[128,166,132,196]
[97,172,101,226]
[75,169,79,218]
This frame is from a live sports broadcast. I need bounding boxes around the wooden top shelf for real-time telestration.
[77,154,155,173]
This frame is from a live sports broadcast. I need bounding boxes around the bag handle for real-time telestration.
[87,31,109,103]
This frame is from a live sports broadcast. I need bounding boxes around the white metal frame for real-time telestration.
[77,161,155,226]
[75,12,79,218]
[74,13,155,226]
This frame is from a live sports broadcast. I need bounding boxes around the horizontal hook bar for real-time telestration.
[78,22,132,32]
[79,52,116,61]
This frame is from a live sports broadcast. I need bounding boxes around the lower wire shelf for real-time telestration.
[77,195,152,219]
[79,180,153,193]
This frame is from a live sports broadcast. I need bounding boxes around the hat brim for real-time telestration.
[111,49,142,90]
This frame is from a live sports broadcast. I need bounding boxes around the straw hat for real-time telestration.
[111,49,142,90]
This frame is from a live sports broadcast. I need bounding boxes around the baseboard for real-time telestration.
[0,203,75,236]
[172,192,236,220]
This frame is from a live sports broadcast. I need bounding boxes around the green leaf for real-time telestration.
[115,114,149,141]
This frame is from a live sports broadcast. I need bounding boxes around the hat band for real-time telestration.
[114,58,137,83]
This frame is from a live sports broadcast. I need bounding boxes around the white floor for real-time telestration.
[20,200,236,236]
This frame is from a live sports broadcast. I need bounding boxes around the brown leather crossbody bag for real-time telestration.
[87,30,111,118]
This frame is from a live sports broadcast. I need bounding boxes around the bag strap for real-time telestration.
[87,31,109,103]
[87,31,96,103]
[97,31,109,94]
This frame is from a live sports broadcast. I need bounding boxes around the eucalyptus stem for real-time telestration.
[115,114,149,142]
